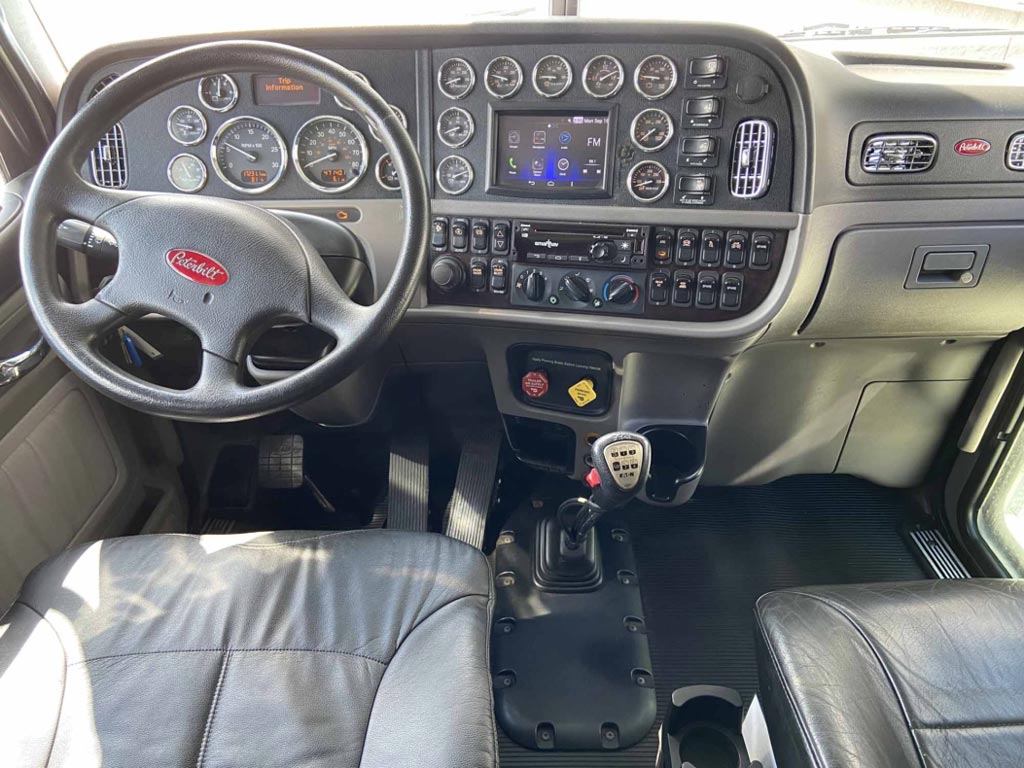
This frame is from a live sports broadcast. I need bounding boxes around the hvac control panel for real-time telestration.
[426,217,786,321]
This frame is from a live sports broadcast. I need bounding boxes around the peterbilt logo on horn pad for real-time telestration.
[165,250,229,286]
[954,139,991,156]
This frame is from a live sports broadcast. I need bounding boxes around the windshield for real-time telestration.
[28,0,1024,69]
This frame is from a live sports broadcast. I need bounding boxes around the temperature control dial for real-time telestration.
[516,268,547,302]
[603,275,640,305]
[559,273,593,304]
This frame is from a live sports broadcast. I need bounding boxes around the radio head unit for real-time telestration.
[512,220,649,269]
[488,108,615,199]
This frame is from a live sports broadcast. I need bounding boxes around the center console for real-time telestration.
[427,215,786,320]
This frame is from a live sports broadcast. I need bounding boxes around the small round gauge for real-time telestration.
[167,153,207,193]
[583,55,625,99]
[435,155,473,195]
[436,107,474,148]
[532,54,573,98]
[198,74,238,112]
[167,105,207,146]
[633,54,678,100]
[210,116,286,194]
[376,153,400,190]
[485,56,523,99]
[369,105,408,143]
[627,160,670,203]
[630,108,674,152]
[292,116,368,193]
[333,70,371,111]
[438,57,476,100]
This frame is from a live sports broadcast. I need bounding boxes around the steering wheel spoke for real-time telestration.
[53,297,127,345]
[56,173,146,227]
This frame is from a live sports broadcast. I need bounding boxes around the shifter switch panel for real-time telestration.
[603,440,645,490]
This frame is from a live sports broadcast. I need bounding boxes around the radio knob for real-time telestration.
[430,256,465,292]
[604,276,639,305]
[518,268,547,302]
[559,273,592,304]
[590,242,615,262]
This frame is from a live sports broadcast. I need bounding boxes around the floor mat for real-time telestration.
[496,474,927,767]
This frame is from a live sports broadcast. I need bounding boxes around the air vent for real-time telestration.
[1006,133,1024,171]
[730,119,775,199]
[88,74,128,188]
[861,134,936,173]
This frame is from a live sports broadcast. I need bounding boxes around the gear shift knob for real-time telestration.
[587,431,652,511]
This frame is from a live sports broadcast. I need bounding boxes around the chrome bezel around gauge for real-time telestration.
[627,160,670,203]
[630,108,675,153]
[375,153,401,191]
[484,55,524,99]
[197,74,238,113]
[436,106,475,149]
[291,115,369,194]
[435,155,474,196]
[633,54,678,101]
[333,70,371,111]
[166,153,207,193]
[437,57,476,100]
[583,54,625,99]
[209,116,287,195]
[369,105,408,143]
[166,105,207,146]
[532,54,573,98]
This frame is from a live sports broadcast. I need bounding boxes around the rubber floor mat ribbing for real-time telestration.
[496,475,927,767]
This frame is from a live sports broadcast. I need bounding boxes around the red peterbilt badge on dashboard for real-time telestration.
[165,249,229,286]
[954,139,991,156]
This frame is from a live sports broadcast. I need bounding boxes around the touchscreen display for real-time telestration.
[252,75,321,106]
[493,111,611,194]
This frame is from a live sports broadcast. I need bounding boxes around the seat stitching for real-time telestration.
[753,600,827,768]
[482,565,499,767]
[914,721,1024,731]
[780,590,929,768]
[17,601,68,768]
[67,646,389,667]
[195,652,230,768]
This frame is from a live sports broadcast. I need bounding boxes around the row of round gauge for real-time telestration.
[437,105,675,154]
[166,108,400,195]
[437,54,679,101]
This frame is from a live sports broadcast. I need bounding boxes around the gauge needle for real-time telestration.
[224,143,257,162]
[445,78,463,86]
[640,128,657,140]
[303,152,338,169]
[175,122,195,130]
[492,74,510,82]
[449,170,468,180]
[443,126,462,136]
[599,71,617,82]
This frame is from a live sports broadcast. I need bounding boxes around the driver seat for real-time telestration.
[0,530,497,767]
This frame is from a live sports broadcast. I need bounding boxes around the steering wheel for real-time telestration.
[20,41,428,422]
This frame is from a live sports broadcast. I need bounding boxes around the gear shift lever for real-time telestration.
[561,431,652,548]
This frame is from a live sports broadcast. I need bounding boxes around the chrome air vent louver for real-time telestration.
[1006,133,1024,171]
[730,119,774,199]
[88,74,128,189]
[861,134,936,173]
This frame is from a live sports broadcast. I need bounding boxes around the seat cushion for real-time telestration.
[755,580,1024,768]
[0,529,496,768]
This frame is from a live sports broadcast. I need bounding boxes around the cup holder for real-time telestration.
[658,686,752,768]
[640,426,706,506]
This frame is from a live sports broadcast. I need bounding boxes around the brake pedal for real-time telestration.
[258,435,304,489]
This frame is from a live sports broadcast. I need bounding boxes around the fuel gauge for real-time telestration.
[167,153,207,193]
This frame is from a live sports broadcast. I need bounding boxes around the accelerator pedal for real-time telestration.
[387,430,430,531]
[444,426,503,549]
[258,435,304,489]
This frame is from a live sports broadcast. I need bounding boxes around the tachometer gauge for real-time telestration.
[485,56,523,99]
[369,105,408,143]
[438,58,475,99]
[583,55,624,99]
[633,54,678,100]
[198,74,238,112]
[333,70,371,111]
[436,155,473,195]
[630,108,674,152]
[532,55,572,98]
[167,105,207,146]
[292,116,368,193]
[436,107,474,148]
[627,160,670,203]
[210,116,286,194]
[167,153,207,193]
[376,153,400,190]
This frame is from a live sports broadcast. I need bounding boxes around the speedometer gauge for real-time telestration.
[211,116,286,194]
[292,116,368,193]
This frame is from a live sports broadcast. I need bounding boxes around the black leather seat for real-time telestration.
[755,580,1024,768]
[0,530,497,768]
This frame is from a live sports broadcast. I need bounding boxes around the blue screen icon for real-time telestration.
[559,131,572,144]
